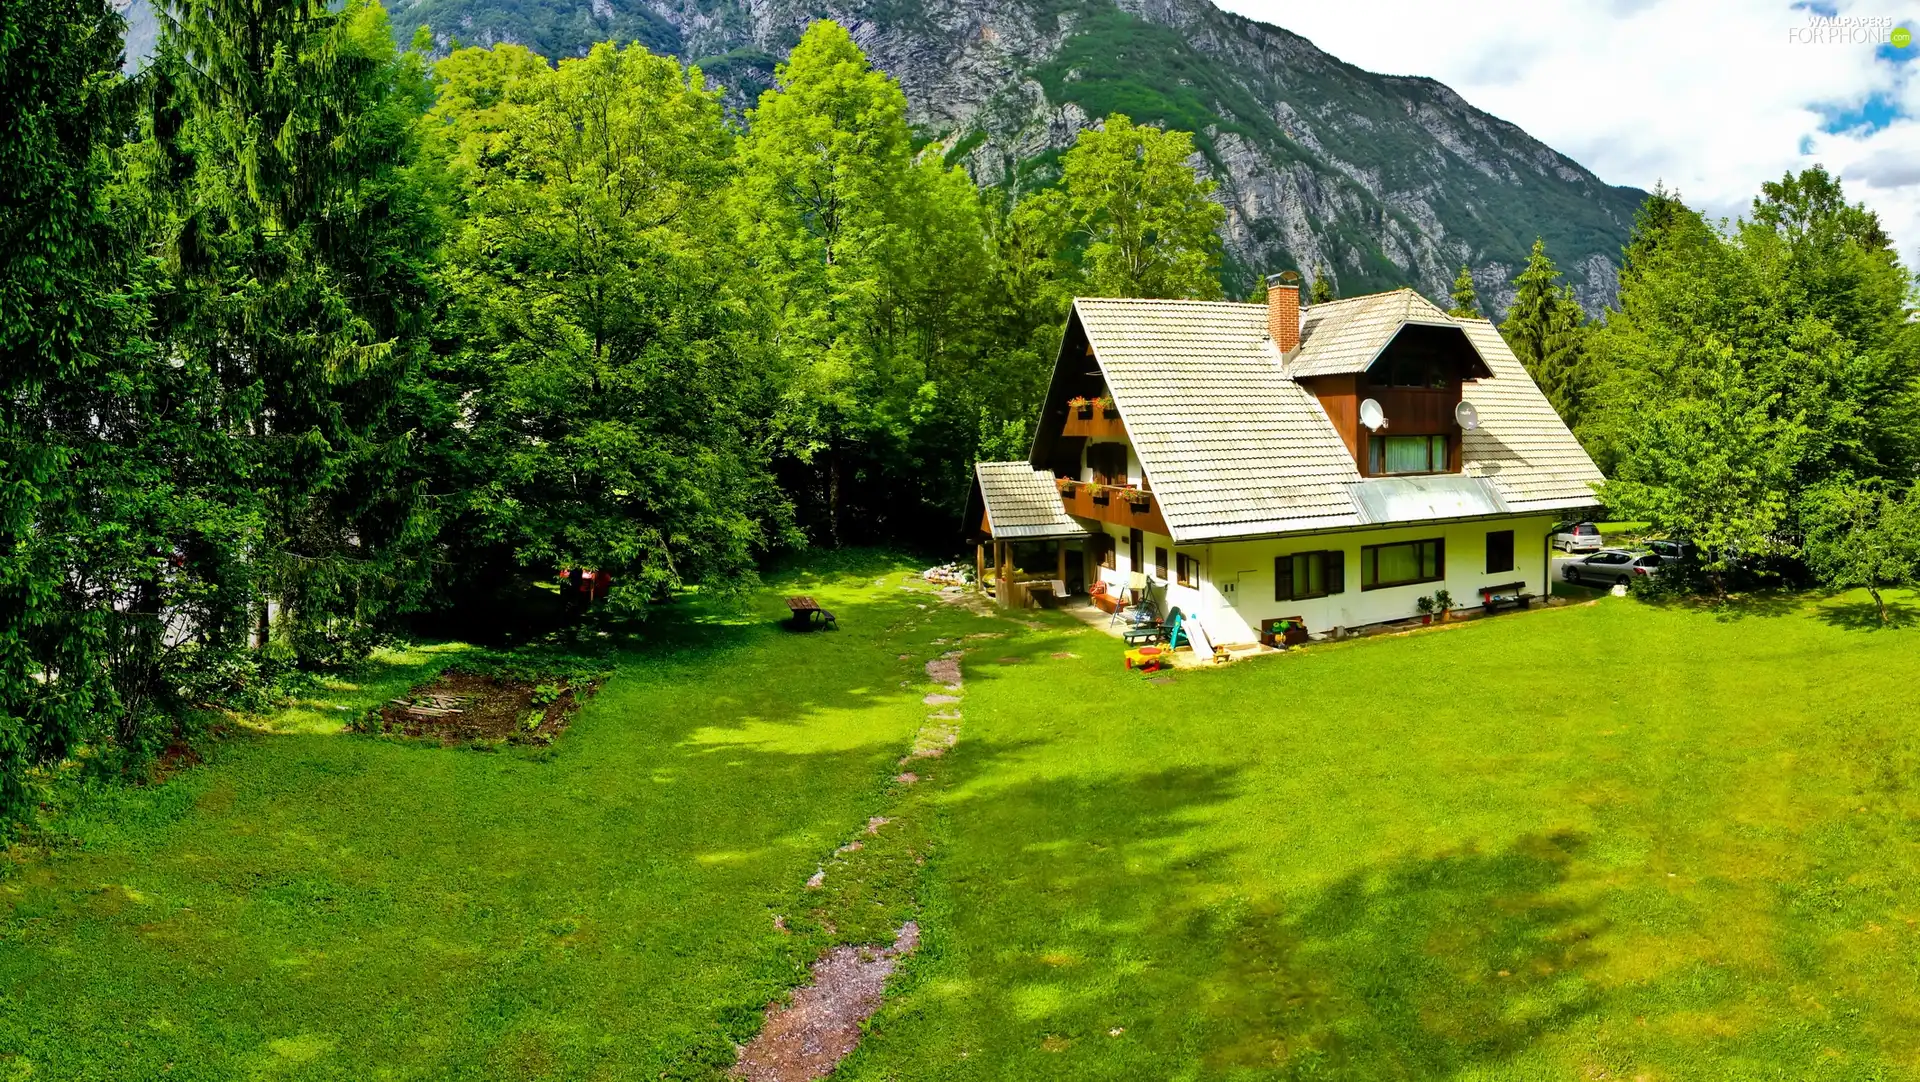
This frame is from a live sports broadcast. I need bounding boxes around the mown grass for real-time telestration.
[0,558,1013,1080]
[10,573,1920,1080]
[841,589,1920,1080]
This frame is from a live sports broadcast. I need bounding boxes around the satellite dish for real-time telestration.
[1454,401,1481,431]
[1359,398,1386,431]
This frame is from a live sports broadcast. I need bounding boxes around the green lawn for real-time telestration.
[0,561,1014,1080]
[844,590,1920,1080]
[7,568,1920,1080]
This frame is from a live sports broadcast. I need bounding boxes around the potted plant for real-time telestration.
[1055,477,1080,497]
[1090,483,1111,505]
[1068,395,1093,419]
[1415,594,1435,625]
[1433,588,1452,622]
[1095,393,1119,419]
[1123,488,1151,511]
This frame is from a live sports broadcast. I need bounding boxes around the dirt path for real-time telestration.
[732,648,966,1080]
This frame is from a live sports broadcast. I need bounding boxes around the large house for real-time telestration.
[964,277,1604,644]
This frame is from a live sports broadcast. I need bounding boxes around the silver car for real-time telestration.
[1554,522,1602,552]
[1562,548,1661,587]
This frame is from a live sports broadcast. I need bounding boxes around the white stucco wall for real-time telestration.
[1093,515,1558,646]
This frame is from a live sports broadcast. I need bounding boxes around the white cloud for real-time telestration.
[1211,0,1920,269]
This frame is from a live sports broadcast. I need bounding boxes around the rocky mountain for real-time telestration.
[120,0,1648,314]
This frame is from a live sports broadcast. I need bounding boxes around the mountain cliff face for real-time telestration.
[122,0,1647,314]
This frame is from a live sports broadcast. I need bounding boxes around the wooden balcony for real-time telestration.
[1061,410,1126,439]
[1056,482,1170,535]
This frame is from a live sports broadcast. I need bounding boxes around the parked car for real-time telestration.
[1645,539,1696,564]
[1553,521,1603,552]
[1562,548,1662,586]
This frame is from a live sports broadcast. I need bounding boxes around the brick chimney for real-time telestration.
[1266,272,1301,354]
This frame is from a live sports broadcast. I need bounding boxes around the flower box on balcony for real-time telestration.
[1090,485,1111,505]
[1055,477,1080,497]
[1067,396,1093,419]
[1123,491,1151,511]
[1096,394,1119,419]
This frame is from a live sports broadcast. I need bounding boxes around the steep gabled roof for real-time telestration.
[1074,298,1363,543]
[1063,295,1603,544]
[972,461,1093,540]
[1457,319,1608,512]
[1287,288,1457,378]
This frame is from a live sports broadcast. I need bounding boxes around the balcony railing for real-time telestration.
[1056,480,1169,534]
[1061,409,1126,439]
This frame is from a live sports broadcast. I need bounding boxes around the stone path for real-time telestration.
[733,647,966,1080]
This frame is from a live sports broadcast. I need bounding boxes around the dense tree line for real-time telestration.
[0,2,1225,811]
[1512,174,1920,608]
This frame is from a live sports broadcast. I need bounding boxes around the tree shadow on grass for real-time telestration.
[1810,597,1920,632]
[893,731,1607,1079]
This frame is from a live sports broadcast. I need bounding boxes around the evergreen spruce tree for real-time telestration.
[1500,238,1587,424]
[150,0,445,664]
[1449,265,1480,318]
[1309,264,1335,304]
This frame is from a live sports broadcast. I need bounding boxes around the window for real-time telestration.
[1154,546,1168,581]
[1087,442,1128,485]
[1097,533,1116,570]
[1274,551,1345,601]
[1176,553,1199,588]
[1368,434,1450,475]
[1128,529,1144,574]
[1370,356,1453,389]
[1485,530,1515,574]
[1361,538,1444,590]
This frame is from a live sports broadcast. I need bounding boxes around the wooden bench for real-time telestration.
[1478,582,1534,614]
[784,595,838,630]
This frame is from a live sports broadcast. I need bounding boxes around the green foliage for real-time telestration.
[1309,263,1336,304]
[1055,114,1223,300]
[432,40,783,608]
[0,0,133,816]
[1449,264,1480,318]
[1586,171,1920,588]
[1804,481,1920,622]
[1500,238,1589,425]
[148,0,449,661]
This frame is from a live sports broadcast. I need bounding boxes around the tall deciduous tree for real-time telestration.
[735,20,993,545]
[1586,171,1920,590]
[1803,481,1920,623]
[1056,114,1224,300]
[0,0,134,812]
[433,41,784,607]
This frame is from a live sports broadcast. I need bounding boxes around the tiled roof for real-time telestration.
[1070,295,1602,543]
[975,461,1094,540]
[1075,298,1364,543]
[1287,289,1456,378]
[1457,319,1608,511]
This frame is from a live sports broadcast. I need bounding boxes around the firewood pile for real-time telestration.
[390,693,474,721]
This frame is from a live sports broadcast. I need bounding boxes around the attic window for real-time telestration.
[1368,434,1450,475]
[1370,354,1452,389]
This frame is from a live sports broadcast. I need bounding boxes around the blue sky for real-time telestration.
[1216,0,1920,264]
